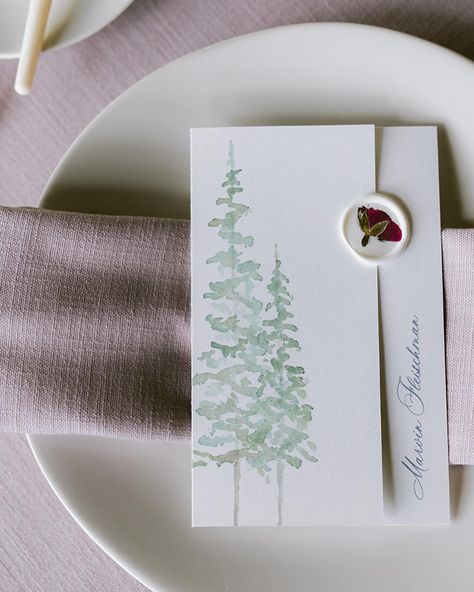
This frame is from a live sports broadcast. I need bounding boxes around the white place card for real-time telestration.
[191,124,449,527]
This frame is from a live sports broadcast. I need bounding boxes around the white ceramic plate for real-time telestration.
[0,0,134,59]
[29,23,474,592]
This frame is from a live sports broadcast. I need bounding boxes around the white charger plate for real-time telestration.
[28,23,474,592]
[0,0,134,58]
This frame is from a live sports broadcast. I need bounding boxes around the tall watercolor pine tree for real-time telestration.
[193,141,271,526]
[260,246,317,525]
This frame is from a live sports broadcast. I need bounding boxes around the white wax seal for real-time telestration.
[341,193,410,264]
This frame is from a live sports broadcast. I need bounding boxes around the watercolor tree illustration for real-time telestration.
[193,141,317,526]
[259,247,317,525]
[193,141,272,526]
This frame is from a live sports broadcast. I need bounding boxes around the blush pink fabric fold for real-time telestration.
[0,207,472,462]
[442,228,474,465]
[0,207,190,441]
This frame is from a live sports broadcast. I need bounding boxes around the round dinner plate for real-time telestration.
[29,23,474,592]
[0,0,134,59]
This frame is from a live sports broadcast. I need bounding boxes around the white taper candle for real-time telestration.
[14,0,52,95]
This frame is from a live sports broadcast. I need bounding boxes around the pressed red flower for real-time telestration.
[357,206,402,247]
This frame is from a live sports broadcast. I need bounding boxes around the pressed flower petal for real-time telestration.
[367,207,390,227]
[379,220,402,242]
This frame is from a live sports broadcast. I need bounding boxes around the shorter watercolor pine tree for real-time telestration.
[258,246,317,525]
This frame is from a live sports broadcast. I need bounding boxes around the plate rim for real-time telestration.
[38,20,474,205]
[27,433,160,591]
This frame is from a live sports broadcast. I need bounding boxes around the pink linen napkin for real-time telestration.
[443,229,474,465]
[0,207,190,441]
[0,206,472,463]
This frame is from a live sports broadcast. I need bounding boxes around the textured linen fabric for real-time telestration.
[443,229,474,465]
[0,206,190,441]
[0,206,472,467]
[1,1,474,591]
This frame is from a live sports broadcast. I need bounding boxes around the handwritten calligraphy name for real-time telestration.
[396,315,428,500]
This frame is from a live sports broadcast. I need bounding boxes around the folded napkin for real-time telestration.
[0,207,190,441]
[443,229,474,465]
[0,207,472,464]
